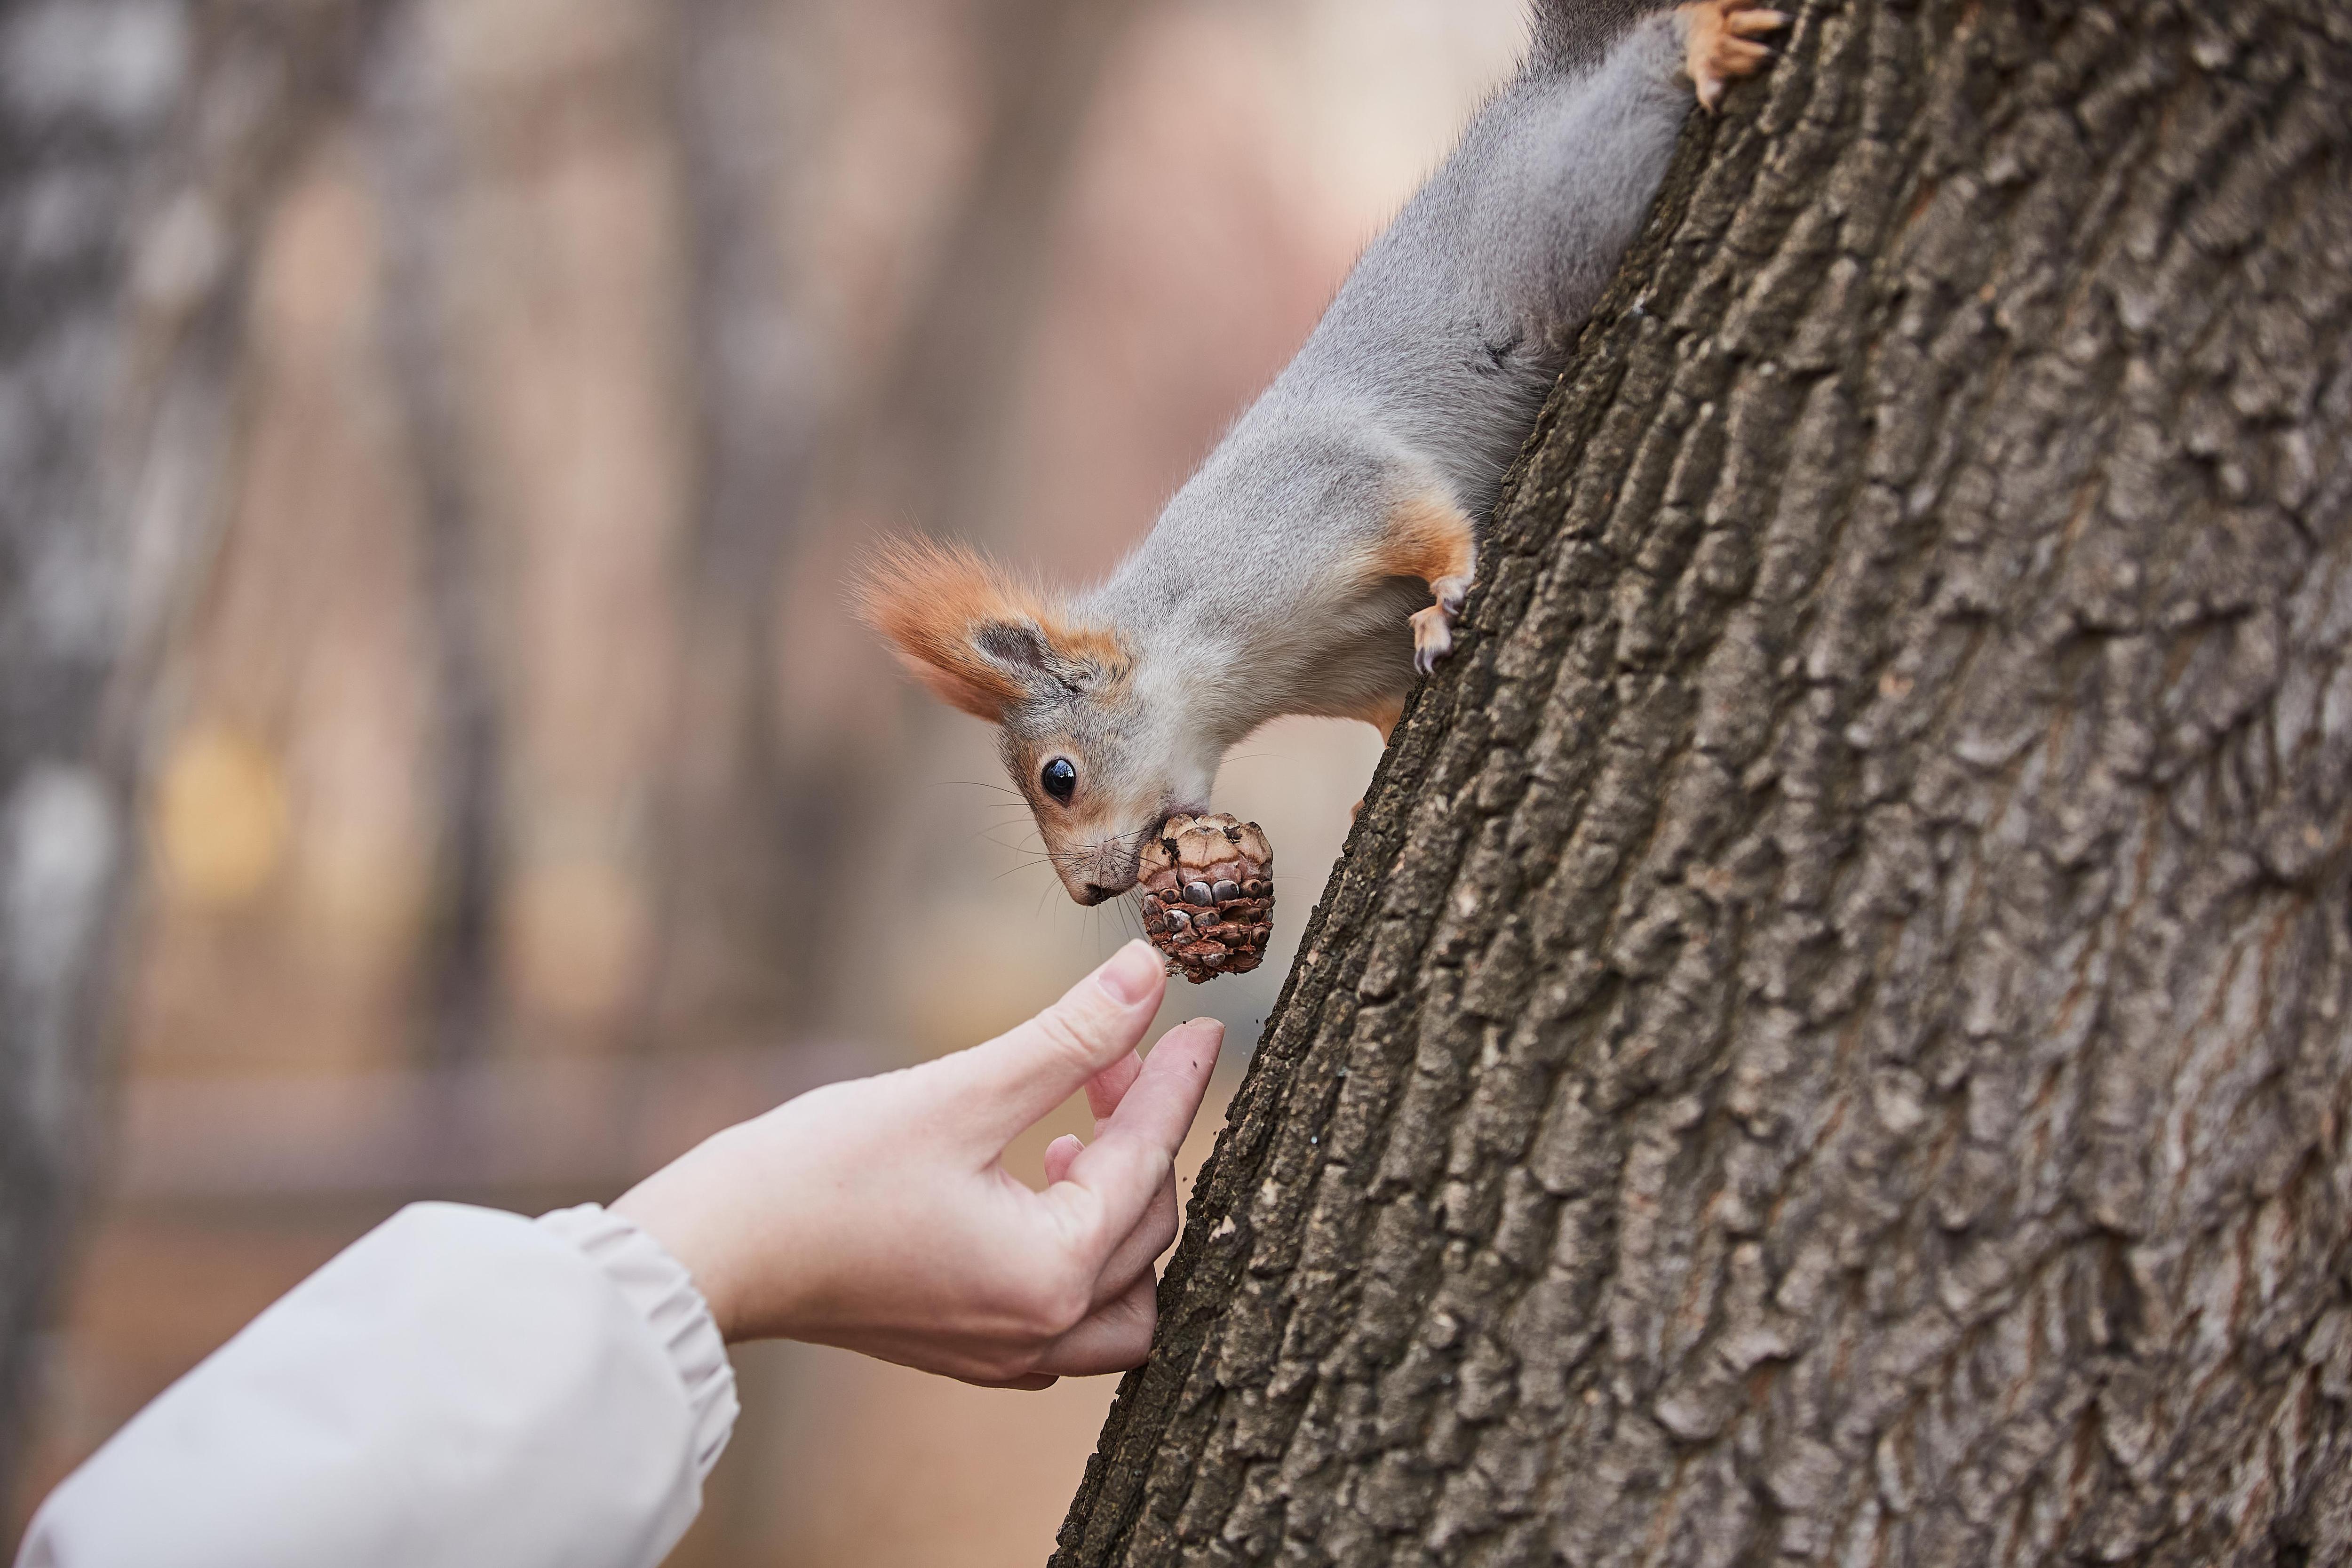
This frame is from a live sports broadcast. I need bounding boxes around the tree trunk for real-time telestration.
[1057,2,2352,1563]
[363,0,506,1076]
[0,0,172,1490]
[0,0,377,1500]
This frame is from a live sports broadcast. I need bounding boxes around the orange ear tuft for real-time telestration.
[856,538,1033,721]
[856,538,1123,723]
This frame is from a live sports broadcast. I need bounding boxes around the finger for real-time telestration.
[1043,1133,1083,1186]
[1086,1019,1224,1174]
[1084,1051,1144,1126]
[928,941,1165,1152]
[1087,1172,1179,1307]
[1726,8,1790,34]
[1032,1274,1157,1378]
[1086,1108,1195,1305]
[958,1371,1059,1391]
[1050,1018,1223,1259]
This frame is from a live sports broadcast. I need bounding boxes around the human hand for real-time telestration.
[611,940,1224,1387]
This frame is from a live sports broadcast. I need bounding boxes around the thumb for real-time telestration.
[929,941,1166,1154]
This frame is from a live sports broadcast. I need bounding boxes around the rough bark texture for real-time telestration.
[1058,2,2352,1563]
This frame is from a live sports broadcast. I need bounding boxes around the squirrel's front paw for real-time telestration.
[1680,0,1789,113]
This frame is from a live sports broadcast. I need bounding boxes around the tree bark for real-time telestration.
[1057,2,2352,1563]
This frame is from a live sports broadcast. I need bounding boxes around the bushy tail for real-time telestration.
[1527,0,1671,72]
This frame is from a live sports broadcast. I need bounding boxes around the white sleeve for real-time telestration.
[14,1202,738,1568]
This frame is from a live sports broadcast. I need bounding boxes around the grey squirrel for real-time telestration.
[864,0,1788,905]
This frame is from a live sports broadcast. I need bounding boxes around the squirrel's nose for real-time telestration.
[1079,883,1118,906]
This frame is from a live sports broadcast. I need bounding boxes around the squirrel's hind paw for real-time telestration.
[1411,613,1451,675]
[1411,573,1470,676]
[1681,2,1789,113]
[1410,603,1456,675]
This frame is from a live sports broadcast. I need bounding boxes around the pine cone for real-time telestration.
[1138,813,1274,984]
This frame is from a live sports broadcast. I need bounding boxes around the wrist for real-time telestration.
[612,1138,769,1343]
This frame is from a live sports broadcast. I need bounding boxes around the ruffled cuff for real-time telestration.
[536,1203,739,1482]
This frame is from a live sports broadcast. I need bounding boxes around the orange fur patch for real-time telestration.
[855,537,1126,723]
[1339,692,1407,741]
[1372,493,1475,586]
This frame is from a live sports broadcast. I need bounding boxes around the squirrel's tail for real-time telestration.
[1526,0,1669,73]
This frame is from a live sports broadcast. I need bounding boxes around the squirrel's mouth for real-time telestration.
[1142,801,1212,859]
[1065,803,1209,905]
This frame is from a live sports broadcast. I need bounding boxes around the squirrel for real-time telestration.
[863,0,1788,906]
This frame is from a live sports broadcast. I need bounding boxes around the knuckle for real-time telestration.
[1046,1289,1093,1339]
[1024,1266,1094,1338]
[1029,1005,1103,1075]
[1131,1147,1176,1197]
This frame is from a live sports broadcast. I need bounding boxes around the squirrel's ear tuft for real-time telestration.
[856,538,1120,723]
[856,538,1030,721]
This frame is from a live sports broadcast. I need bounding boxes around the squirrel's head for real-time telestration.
[859,539,1212,905]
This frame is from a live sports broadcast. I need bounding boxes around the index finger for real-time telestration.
[1050,1017,1225,1255]
[1086,1019,1224,1164]
[1084,1051,1144,1126]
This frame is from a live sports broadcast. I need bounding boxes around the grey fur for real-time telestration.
[1529,0,1679,72]
[990,6,1703,900]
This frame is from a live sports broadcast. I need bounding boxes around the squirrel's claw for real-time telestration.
[1410,604,1455,675]
[1681,0,1788,114]
[1411,573,1471,676]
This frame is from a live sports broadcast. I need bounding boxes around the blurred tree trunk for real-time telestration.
[364,0,503,1075]
[629,0,816,1052]
[0,0,379,1499]
[853,0,1149,544]
[1058,2,2352,1564]
[0,0,168,1494]
[660,0,1152,1044]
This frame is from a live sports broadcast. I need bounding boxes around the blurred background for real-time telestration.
[6,0,1525,1560]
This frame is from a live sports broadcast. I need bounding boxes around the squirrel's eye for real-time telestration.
[1041,757,1077,803]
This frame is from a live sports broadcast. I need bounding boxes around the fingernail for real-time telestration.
[1185,1018,1226,1036]
[1100,940,1162,1006]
